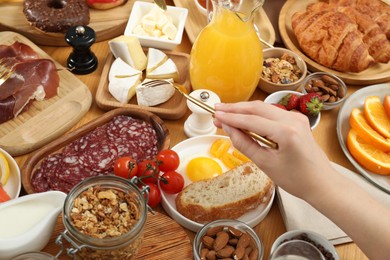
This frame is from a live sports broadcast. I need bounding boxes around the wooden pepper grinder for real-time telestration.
[65,25,98,74]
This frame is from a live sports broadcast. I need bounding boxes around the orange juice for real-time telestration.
[190,8,263,103]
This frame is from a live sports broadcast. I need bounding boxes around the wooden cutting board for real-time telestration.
[42,211,193,259]
[0,31,92,156]
[0,0,137,46]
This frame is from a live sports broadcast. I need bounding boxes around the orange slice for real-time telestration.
[350,108,390,152]
[383,95,390,119]
[364,96,390,138]
[210,139,231,158]
[347,128,390,175]
[232,148,251,162]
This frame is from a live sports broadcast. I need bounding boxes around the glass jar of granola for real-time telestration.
[57,175,147,259]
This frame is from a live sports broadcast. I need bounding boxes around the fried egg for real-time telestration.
[185,156,223,182]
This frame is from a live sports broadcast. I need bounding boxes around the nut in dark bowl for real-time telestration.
[302,72,347,110]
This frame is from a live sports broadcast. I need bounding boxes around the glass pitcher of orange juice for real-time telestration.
[190,0,264,103]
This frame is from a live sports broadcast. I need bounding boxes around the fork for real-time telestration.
[0,58,15,86]
[142,80,278,149]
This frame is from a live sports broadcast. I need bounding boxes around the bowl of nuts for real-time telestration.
[259,47,307,94]
[193,219,263,260]
[301,72,347,110]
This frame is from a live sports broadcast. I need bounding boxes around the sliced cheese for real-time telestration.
[108,35,147,71]
[146,48,168,74]
[109,57,142,82]
[108,74,141,104]
[146,58,179,82]
[136,78,174,107]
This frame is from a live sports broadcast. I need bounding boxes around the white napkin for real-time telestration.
[277,162,390,245]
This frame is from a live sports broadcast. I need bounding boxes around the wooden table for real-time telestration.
[11,3,369,260]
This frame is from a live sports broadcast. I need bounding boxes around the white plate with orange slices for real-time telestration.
[0,148,21,202]
[337,83,390,194]
[160,135,275,232]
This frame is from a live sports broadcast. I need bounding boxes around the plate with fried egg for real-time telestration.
[160,135,275,232]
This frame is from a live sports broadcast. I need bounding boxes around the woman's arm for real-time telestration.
[213,101,390,260]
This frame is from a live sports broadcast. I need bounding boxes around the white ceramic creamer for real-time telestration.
[0,191,66,260]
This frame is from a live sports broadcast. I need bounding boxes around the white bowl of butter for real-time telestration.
[0,191,66,259]
[124,1,188,50]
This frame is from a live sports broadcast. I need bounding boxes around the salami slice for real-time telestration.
[79,139,118,173]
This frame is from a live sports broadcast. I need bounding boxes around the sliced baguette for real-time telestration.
[175,161,273,223]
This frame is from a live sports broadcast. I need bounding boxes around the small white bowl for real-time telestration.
[0,147,21,200]
[0,191,66,259]
[124,1,188,50]
[264,90,321,130]
[259,47,307,94]
[271,230,339,260]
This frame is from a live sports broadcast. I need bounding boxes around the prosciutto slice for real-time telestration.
[0,42,59,124]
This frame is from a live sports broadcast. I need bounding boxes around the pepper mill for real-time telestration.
[65,25,98,75]
[184,89,221,138]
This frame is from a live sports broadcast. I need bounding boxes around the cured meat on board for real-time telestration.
[0,41,60,124]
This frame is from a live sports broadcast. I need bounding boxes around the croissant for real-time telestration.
[292,8,374,72]
[308,2,390,64]
[323,0,390,40]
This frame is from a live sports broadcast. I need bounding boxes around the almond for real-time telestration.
[216,245,235,258]
[206,226,225,237]
[214,231,230,251]
[237,233,251,249]
[202,235,215,249]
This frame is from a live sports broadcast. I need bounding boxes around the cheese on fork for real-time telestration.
[109,57,142,82]
[146,48,168,74]
[108,35,147,71]
[108,73,141,104]
[146,58,179,82]
[136,78,175,107]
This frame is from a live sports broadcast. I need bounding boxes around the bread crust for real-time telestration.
[175,162,273,223]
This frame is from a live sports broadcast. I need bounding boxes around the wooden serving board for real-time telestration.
[173,0,276,46]
[42,211,193,259]
[279,0,390,85]
[21,108,170,194]
[0,31,92,156]
[95,51,191,120]
[0,0,137,46]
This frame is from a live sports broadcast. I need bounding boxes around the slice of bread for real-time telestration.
[175,161,273,223]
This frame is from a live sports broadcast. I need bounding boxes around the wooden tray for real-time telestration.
[42,211,193,259]
[21,107,170,194]
[0,0,135,46]
[278,0,390,85]
[173,0,276,46]
[95,51,191,120]
[0,31,92,156]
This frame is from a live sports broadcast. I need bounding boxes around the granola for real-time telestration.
[262,53,302,84]
[71,186,140,239]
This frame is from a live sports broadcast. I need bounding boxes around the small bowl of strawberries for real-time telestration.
[264,90,322,130]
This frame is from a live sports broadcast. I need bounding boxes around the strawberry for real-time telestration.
[272,103,287,110]
[299,93,323,116]
[278,93,300,110]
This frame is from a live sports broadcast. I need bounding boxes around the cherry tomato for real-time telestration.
[156,149,180,172]
[145,183,161,207]
[113,157,138,179]
[159,171,184,194]
[137,160,159,184]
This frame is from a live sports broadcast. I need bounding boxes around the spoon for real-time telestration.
[154,0,167,11]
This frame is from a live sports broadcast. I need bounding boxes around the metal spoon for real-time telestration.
[154,0,167,11]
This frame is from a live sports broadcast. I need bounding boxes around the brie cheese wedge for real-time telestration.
[136,78,175,107]
[109,57,142,82]
[146,58,179,82]
[146,48,168,74]
[108,35,147,71]
[108,73,142,104]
